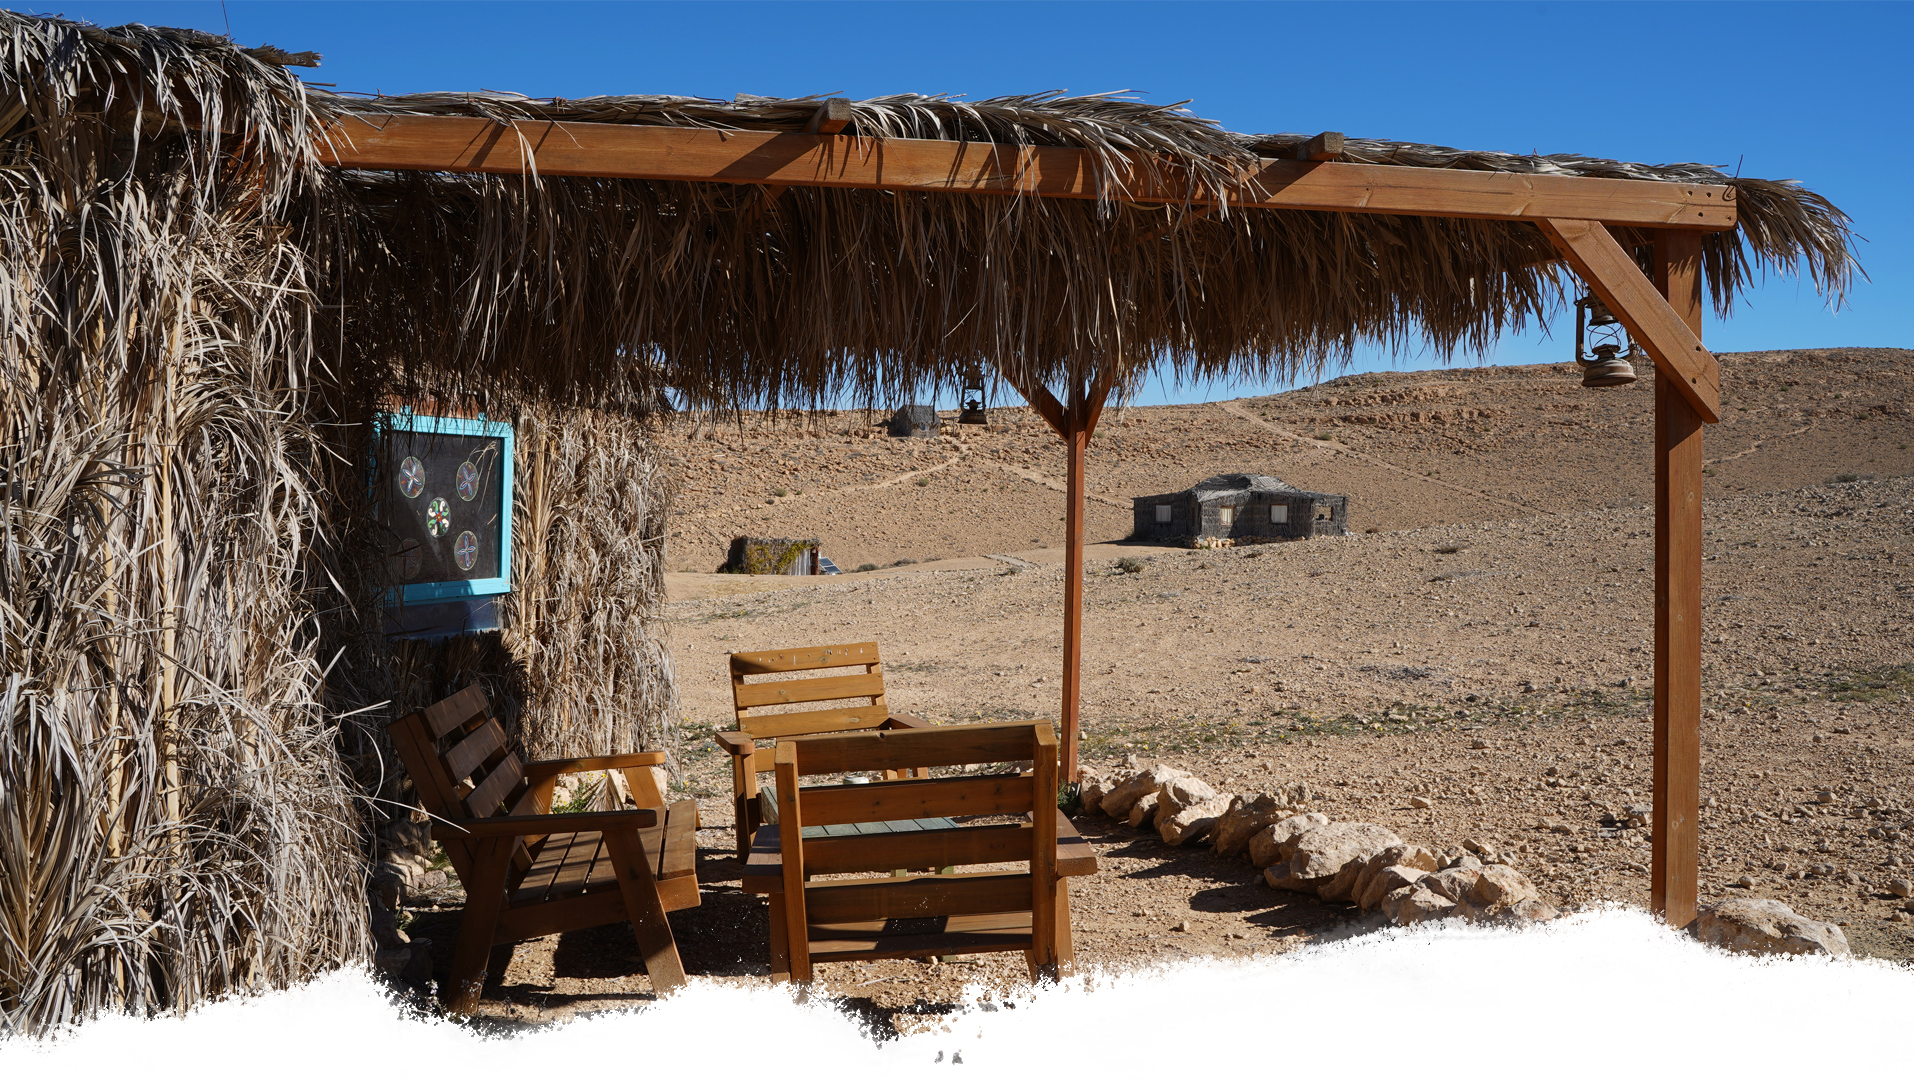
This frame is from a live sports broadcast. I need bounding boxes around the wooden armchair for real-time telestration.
[716,641,932,860]
[740,721,1098,985]
[387,685,700,1011]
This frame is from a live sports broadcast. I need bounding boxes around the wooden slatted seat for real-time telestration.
[717,641,936,859]
[740,721,1098,983]
[387,684,700,1011]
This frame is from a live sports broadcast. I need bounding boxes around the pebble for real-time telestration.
[1171,920,1190,932]
[1887,878,1913,899]
[1409,796,1432,809]
[1815,790,1836,804]
[1471,738,1489,749]
[1735,875,1757,888]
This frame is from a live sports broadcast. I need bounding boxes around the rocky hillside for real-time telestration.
[658,347,1914,572]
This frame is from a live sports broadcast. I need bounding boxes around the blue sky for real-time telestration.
[28,1,1910,406]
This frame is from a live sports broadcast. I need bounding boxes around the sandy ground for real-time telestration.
[402,347,1914,1025]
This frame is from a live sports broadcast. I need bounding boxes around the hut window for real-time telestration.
[1269,504,1288,524]
[1155,504,1172,524]
[1315,503,1333,521]
[1218,506,1234,527]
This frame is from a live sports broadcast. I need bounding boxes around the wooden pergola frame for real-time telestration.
[322,113,1725,927]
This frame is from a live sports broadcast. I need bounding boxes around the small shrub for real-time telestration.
[1434,544,1465,555]
[771,487,788,497]
[914,476,931,487]
[1834,473,1860,483]
[1056,782,1083,816]
[553,778,601,815]
[855,562,878,573]
[1115,556,1145,574]
[892,558,917,567]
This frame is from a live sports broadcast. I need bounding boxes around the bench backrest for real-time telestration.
[729,642,887,773]
[387,684,543,881]
[773,722,1057,919]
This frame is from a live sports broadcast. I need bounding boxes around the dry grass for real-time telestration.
[0,16,368,1034]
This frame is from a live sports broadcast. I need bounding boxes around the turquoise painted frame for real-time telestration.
[375,411,514,605]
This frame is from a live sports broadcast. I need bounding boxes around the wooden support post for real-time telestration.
[1061,389,1087,784]
[994,360,1119,782]
[1651,230,1706,928]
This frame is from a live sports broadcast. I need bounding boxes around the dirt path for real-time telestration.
[1216,398,1559,517]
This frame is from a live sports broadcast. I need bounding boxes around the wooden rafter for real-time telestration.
[1537,218,1722,423]
[317,115,1738,231]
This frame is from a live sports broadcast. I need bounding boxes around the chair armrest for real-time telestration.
[524,751,667,780]
[431,806,660,840]
[740,827,784,894]
[714,731,756,756]
[1055,810,1099,877]
[880,712,932,729]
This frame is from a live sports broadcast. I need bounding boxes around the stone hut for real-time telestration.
[726,535,823,575]
[1132,473,1348,545]
[889,404,940,438]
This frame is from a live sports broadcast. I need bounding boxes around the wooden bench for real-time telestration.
[387,685,700,1011]
[740,721,1098,984]
[717,641,936,859]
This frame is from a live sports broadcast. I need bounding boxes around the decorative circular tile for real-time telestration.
[397,456,425,499]
[456,460,480,502]
[453,530,479,572]
[425,497,451,537]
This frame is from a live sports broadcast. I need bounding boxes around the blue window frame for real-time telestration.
[374,411,514,606]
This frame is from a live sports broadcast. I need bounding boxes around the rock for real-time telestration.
[1387,885,1457,925]
[1100,764,1189,819]
[1687,899,1851,958]
[1418,865,1483,905]
[418,869,448,890]
[1157,774,1219,815]
[1463,838,1500,863]
[1159,795,1233,846]
[1408,796,1432,809]
[1507,898,1559,922]
[1470,738,1489,749]
[1211,794,1307,859]
[369,862,406,909]
[1734,875,1757,888]
[401,938,435,985]
[1815,790,1836,804]
[1623,803,1653,828]
[1248,812,1330,868]
[369,904,409,951]
[1172,920,1190,932]
[374,947,414,978]
[1350,844,1440,908]
[1079,776,1109,815]
[1886,878,1913,899]
[1469,864,1542,911]
[1264,821,1401,894]
[1127,790,1162,829]
[1358,863,1430,911]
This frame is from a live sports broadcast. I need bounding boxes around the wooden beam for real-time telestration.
[804,98,853,136]
[1536,218,1722,423]
[1296,131,1344,161]
[1651,230,1705,930]
[317,115,1738,231]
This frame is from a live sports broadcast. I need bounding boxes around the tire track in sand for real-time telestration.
[1216,400,1559,519]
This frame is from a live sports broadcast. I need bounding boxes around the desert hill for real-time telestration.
[659,347,1914,572]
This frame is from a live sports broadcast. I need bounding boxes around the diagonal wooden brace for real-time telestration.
[1537,218,1721,424]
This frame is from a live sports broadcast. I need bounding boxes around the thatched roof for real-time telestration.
[3,11,1860,413]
